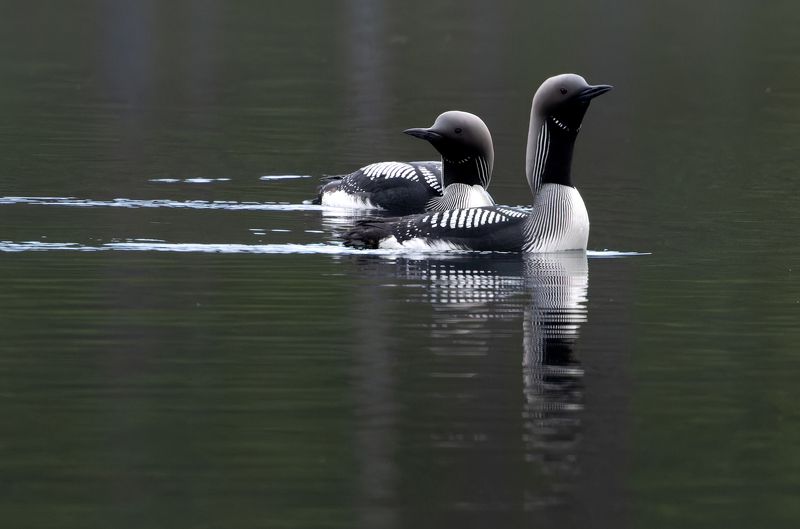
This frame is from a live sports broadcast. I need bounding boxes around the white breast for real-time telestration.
[463,185,495,207]
[427,183,495,210]
[522,184,589,253]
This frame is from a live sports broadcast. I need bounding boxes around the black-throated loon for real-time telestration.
[314,111,495,214]
[342,74,612,252]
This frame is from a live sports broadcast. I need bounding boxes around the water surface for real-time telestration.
[1,1,800,528]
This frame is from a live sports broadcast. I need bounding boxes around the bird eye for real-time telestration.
[455,127,463,134]
[560,87,568,95]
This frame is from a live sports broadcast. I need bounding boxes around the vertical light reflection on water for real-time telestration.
[344,0,389,134]
[184,0,219,108]
[350,266,399,529]
[99,1,155,108]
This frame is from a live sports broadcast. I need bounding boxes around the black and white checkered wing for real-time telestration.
[389,206,530,251]
[342,161,440,193]
[321,161,443,213]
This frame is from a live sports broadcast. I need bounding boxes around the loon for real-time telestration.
[314,111,495,214]
[342,74,612,252]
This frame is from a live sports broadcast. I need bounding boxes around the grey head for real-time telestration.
[531,73,613,133]
[526,74,612,190]
[404,110,494,188]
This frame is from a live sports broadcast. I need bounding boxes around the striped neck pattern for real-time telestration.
[442,154,491,189]
[527,117,579,191]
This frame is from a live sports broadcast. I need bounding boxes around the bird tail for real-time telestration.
[310,174,344,205]
[319,174,345,183]
[342,218,396,249]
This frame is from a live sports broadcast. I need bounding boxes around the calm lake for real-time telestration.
[1,1,799,528]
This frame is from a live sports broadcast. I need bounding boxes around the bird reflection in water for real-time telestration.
[520,254,587,510]
[396,252,589,511]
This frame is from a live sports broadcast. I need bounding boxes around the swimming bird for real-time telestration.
[313,111,495,214]
[342,74,612,252]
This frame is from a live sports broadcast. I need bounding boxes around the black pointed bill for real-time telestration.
[403,127,443,142]
[576,84,613,102]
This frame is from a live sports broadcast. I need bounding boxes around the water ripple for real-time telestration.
[0,240,396,255]
[148,177,232,183]
[259,175,313,180]
[0,196,325,211]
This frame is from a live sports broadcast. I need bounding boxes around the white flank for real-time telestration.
[320,189,381,210]
[378,236,463,251]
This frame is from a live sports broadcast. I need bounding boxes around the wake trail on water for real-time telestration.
[0,194,649,257]
[0,196,329,212]
[0,239,649,257]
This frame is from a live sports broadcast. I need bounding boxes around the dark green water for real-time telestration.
[1,1,799,528]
